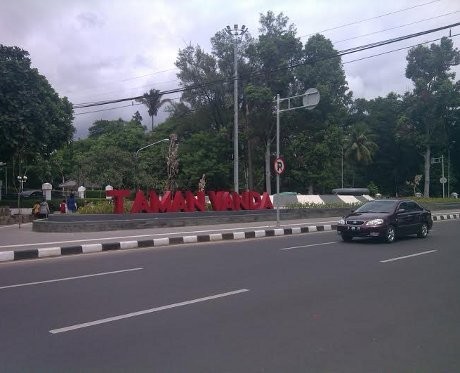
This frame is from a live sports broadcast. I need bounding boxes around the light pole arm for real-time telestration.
[135,138,169,158]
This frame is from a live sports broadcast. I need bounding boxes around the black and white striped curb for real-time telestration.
[432,213,460,221]
[0,224,335,263]
[1,212,458,263]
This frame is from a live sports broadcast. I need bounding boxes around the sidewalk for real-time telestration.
[1,211,459,263]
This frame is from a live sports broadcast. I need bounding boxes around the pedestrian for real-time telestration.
[32,201,40,217]
[67,193,77,213]
[59,199,67,213]
[38,199,50,218]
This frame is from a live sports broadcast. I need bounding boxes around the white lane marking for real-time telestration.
[0,267,143,290]
[0,220,340,249]
[50,288,250,334]
[380,250,437,263]
[280,241,337,251]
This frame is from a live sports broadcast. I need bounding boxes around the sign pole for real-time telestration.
[273,88,320,227]
[276,94,281,226]
[442,155,445,198]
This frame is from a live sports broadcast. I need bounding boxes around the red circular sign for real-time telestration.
[274,157,286,175]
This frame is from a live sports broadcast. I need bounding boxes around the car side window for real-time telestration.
[399,202,409,211]
[407,202,420,211]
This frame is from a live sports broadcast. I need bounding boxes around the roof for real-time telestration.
[58,180,77,188]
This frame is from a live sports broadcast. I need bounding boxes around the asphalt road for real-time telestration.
[0,216,339,251]
[0,219,459,372]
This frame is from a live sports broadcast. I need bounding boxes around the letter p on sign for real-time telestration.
[274,157,286,175]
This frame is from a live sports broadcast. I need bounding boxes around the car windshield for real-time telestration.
[355,200,398,213]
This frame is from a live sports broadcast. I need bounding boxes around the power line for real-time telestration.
[75,96,183,115]
[73,21,460,110]
[70,1,442,103]
[70,1,445,105]
[342,32,460,65]
[333,10,460,45]
[300,0,441,38]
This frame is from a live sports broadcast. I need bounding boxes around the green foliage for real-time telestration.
[0,45,74,175]
[136,89,172,131]
[77,200,132,214]
[403,37,460,197]
[178,130,233,190]
[366,181,379,196]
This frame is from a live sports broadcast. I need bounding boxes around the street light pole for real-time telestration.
[17,175,27,228]
[226,24,247,193]
[274,89,320,226]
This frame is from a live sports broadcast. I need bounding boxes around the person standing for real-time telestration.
[38,199,50,218]
[67,193,77,213]
[59,199,67,213]
[32,201,40,217]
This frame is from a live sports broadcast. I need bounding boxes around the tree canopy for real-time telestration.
[0,45,74,182]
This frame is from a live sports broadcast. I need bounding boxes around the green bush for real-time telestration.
[77,200,133,214]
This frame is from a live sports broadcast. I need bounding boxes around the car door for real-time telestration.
[406,201,424,234]
[395,201,413,235]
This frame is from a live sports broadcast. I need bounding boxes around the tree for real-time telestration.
[289,33,351,193]
[360,94,421,196]
[0,45,74,182]
[136,89,171,131]
[175,44,231,131]
[245,11,303,193]
[178,130,233,190]
[344,123,378,186]
[72,119,151,189]
[403,37,460,197]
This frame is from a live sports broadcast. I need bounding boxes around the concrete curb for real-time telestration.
[1,212,459,263]
[0,224,336,263]
[432,213,460,221]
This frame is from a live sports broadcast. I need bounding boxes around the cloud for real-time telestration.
[1,0,458,138]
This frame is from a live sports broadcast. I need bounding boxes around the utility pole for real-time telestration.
[226,24,247,193]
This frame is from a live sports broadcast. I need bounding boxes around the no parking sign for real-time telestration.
[274,157,286,175]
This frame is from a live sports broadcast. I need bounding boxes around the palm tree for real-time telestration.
[344,123,378,186]
[136,89,171,131]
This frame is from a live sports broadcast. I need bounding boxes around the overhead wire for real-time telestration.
[300,0,441,38]
[333,10,460,44]
[73,21,460,112]
[72,0,443,108]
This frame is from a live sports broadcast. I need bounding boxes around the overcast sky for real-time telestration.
[1,0,459,138]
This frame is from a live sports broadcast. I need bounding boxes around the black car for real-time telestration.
[337,199,433,243]
[19,190,43,198]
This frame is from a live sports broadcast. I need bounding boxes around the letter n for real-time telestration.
[185,191,205,212]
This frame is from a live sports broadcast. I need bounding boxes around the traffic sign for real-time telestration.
[440,177,447,184]
[302,88,320,110]
[274,157,286,175]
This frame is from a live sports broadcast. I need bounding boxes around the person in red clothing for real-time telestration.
[59,199,67,213]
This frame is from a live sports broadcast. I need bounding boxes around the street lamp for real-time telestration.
[135,138,169,189]
[17,175,27,228]
[135,138,169,158]
[226,24,248,192]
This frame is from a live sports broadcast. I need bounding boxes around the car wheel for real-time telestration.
[341,233,353,242]
[383,225,396,243]
[417,222,429,238]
